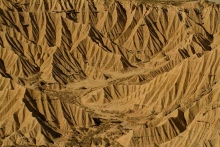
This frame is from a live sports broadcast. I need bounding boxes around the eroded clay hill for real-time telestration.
[0,0,220,146]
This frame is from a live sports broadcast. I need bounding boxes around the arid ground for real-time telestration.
[0,0,220,146]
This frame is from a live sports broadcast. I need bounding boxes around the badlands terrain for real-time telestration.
[0,0,220,146]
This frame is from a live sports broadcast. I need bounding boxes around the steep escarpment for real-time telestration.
[0,0,220,146]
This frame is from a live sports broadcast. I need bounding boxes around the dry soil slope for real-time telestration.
[0,0,220,146]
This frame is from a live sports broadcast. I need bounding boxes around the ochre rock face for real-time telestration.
[0,0,220,146]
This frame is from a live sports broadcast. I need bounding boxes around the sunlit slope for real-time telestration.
[0,0,220,146]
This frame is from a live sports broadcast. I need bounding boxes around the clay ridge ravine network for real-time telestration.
[0,0,220,146]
